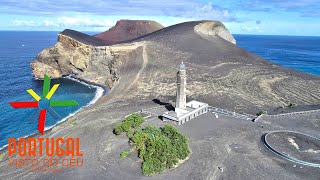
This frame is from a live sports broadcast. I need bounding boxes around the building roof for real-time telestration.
[186,100,208,109]
[162,101,209,122]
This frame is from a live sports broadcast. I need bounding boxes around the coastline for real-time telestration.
[64,75,109,96]
[0,75,106,151]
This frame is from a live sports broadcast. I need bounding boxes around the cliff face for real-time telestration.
[31,32,120,87]
[31,29,144,88]
[194,21,236,44]
[95,20,164,43]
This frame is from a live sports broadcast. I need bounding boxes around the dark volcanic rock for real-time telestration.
[95,20,164,44]
[61,29,111,46]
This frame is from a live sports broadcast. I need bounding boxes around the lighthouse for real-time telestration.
[162,61,208,125]
[176,62,187,109]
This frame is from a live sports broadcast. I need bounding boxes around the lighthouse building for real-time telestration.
[162,62,209,125]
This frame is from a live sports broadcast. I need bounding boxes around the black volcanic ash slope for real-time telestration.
[32,21,320,114]
[60,29,112,46]
[117,21,320,113]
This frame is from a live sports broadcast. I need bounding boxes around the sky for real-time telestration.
[0,0,319,36]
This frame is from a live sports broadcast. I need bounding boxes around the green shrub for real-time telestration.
[114,113,145,136]
[143,126,161,137]
[127,113,145,128]
[130,125,190,176]
[114,115,190,176]
[120,151,129,159]
[256,110,267,116]
[127,128,134,138]
[142,158,165,176]
[287,102,296,108]
[121,122,130,132]
[114,125,123,135]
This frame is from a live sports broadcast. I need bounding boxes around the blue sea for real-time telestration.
[0,31,103,148]
[234,35,320,75]
[0,32,319,148]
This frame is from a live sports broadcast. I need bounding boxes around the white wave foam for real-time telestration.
[0,76,105,150]
[43,76,105,130]
[64,76,104,107]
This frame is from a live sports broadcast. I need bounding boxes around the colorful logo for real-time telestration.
[9,74,79,134]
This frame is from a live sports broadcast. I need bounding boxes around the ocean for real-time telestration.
[0,32,319,148]
[0,31,103,148]
[234,35,320,75]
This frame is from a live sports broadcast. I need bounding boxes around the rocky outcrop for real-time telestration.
[31,32,119,88]
[194,21,236,44]
[95,20,164,44]
[31,61,62,79]
[31,29,144,88]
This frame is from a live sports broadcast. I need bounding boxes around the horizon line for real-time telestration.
[0,30,319,37]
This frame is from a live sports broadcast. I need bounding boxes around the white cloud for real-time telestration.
[12,17,115,29]
[241,25,263,32]
[12,20,37,26]
[55,17,114,27]
[42,20,59,27]
[183,3,236,22]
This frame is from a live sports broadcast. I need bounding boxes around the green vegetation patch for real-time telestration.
[120,150,129,159]
[131,125,190,176]
[114,114,190,176]
[287,102,296,108]
[256,110,267,116]
[67,118,73,123]
[114,113,145,137]
[0,153,5,161]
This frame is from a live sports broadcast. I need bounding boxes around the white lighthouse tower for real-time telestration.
[162,61,208,125]
[176,62,187,109]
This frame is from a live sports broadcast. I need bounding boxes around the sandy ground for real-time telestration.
[0,97,319,180]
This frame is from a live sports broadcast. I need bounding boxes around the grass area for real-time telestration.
[114,114,190,176]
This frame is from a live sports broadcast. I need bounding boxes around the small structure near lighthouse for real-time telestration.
[162,62,208,125]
